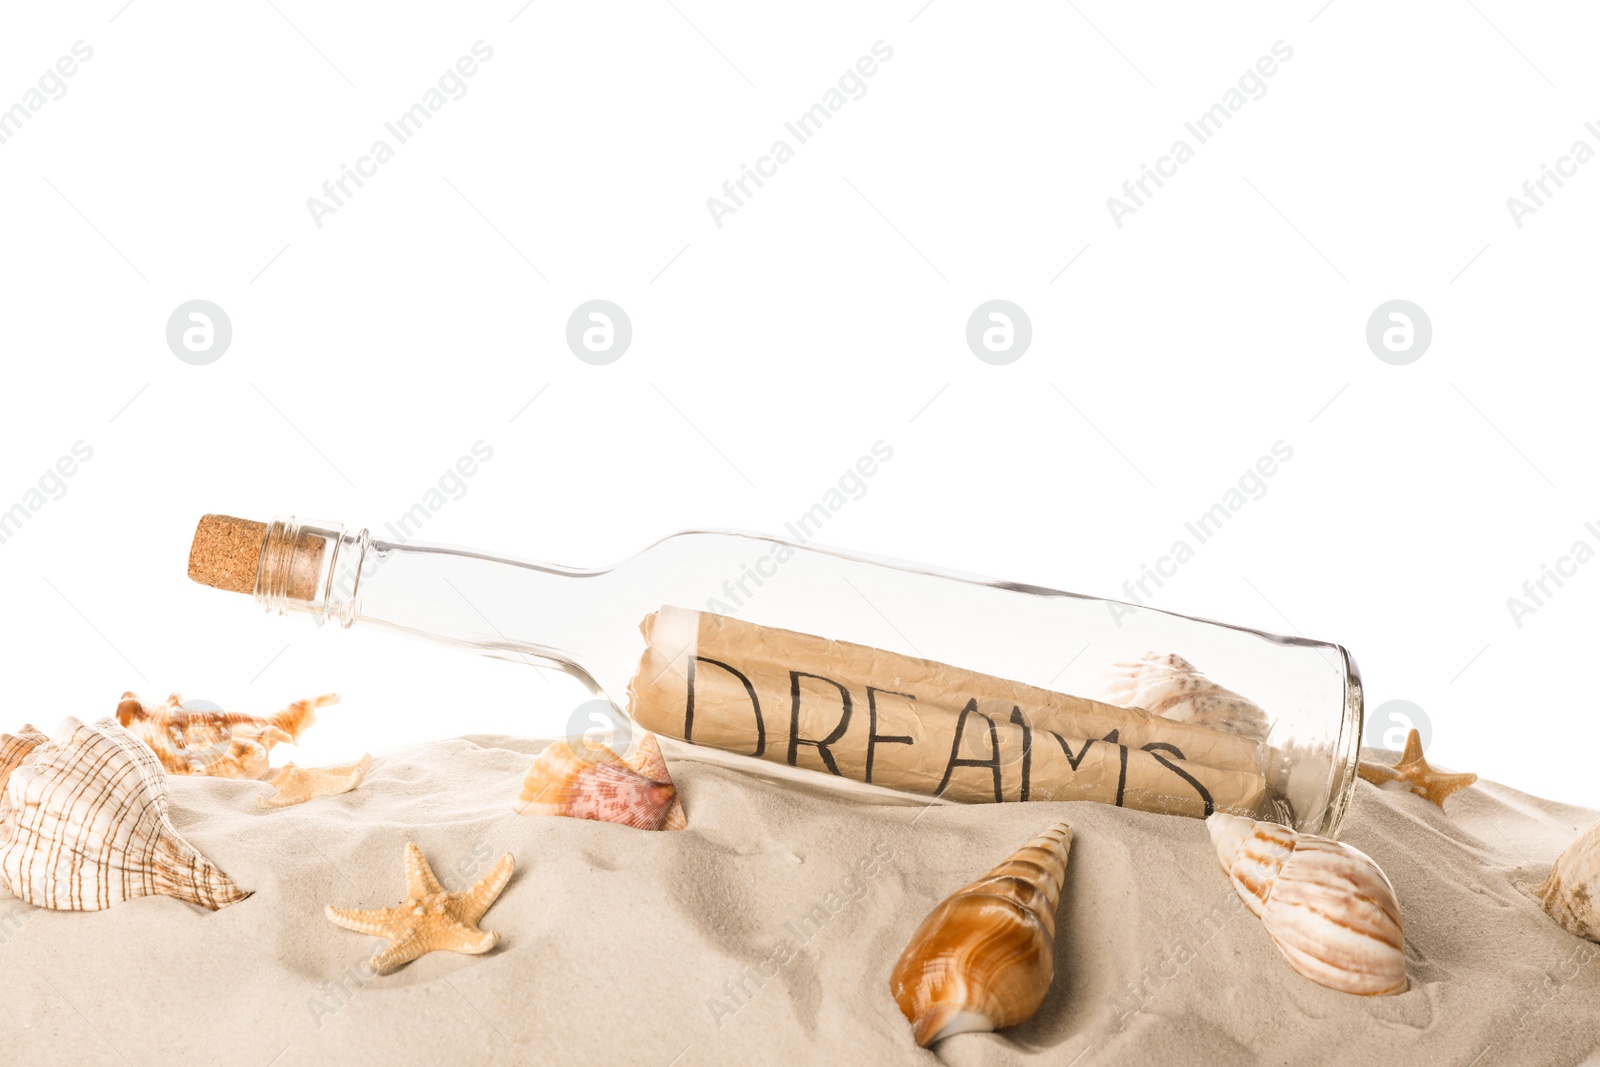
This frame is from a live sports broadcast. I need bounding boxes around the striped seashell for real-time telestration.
[1208,813,1405,995]
[890,822,1071,1046]
[517,733,685,831]
[1530,818,1600,941]
[618,733,687,830]
[0,717,249,911]
[115,691,336,780]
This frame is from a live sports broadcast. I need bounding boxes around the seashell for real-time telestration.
[1530,818,1600,941]
[115,691,337,780]
[517,733,686,831]
[1208,813,1405,995]
[1100,652,1271,740]
[0,717,249,911]
[0,725,47,794]
[619,733,687,830]
[890,822,1071,1046]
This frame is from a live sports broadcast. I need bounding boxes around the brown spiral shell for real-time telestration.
[890,822,1071,1046]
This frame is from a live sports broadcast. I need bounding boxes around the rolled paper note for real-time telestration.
[627,606,1269,819]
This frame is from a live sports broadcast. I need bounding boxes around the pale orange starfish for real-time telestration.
[325,842,515,973]
[256,754,372,809]
[1358,728,1477,808]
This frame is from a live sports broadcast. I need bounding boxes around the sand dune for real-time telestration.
[1,735,1596,1066]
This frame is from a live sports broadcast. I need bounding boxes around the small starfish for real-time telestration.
[325,842,515,974]
[1358,728,1477,808]
[256,754,372,809]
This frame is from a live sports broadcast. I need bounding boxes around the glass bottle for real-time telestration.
[200,515,1363,836]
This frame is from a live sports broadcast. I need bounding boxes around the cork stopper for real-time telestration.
[188,515,266,594]
[188,514,325,601]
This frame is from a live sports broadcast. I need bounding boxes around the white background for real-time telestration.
[1,1,1595,807]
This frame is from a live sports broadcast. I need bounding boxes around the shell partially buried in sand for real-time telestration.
[1531,818,1600,941]
[116,691,337,780]
[1208,813,1405,995]
[0,717,249,911]
[890,822,1072,1046]
[518,733,686,831]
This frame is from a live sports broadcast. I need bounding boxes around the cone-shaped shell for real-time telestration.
[890,822,1071,1046]
[115,691,336,780]
[518,734,685,831]
[1531,818,1600,940]
[0,717,249,911]
[1207,813,1405,995]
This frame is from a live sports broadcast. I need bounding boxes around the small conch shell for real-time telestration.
[1099,652,1271,740]
[517,732,686,831]
[890,822,1071,1046]
[0,717,250,911]
[1530,818,1600,940]
[1208,813,1405,995]
[115,691,336,780]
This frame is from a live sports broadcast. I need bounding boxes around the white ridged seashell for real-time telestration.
[1100,652,1271,740]
[1208,813,1406,995]
[1531,819,1600,940]
[0,717,249,911]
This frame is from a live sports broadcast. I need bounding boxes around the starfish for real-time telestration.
[325,842,516,973]
[1358,728,1477,809]
[256,754,372,809]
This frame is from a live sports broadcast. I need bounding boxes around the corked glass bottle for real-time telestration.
[187,514,1363,836]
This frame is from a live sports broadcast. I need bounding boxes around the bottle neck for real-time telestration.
[253,516,607,686]
[255,517,353,622]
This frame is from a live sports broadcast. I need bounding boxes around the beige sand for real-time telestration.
[1,735,1597,1066]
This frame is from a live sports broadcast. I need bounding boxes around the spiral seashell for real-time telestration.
[1530,818,1600,941]
[1099,652,1271,740]
[889,822,1071,1046]
[0,717,249,911]
[115,691,336,780]
[517,733,686,831]
[1208,813,1405,995]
